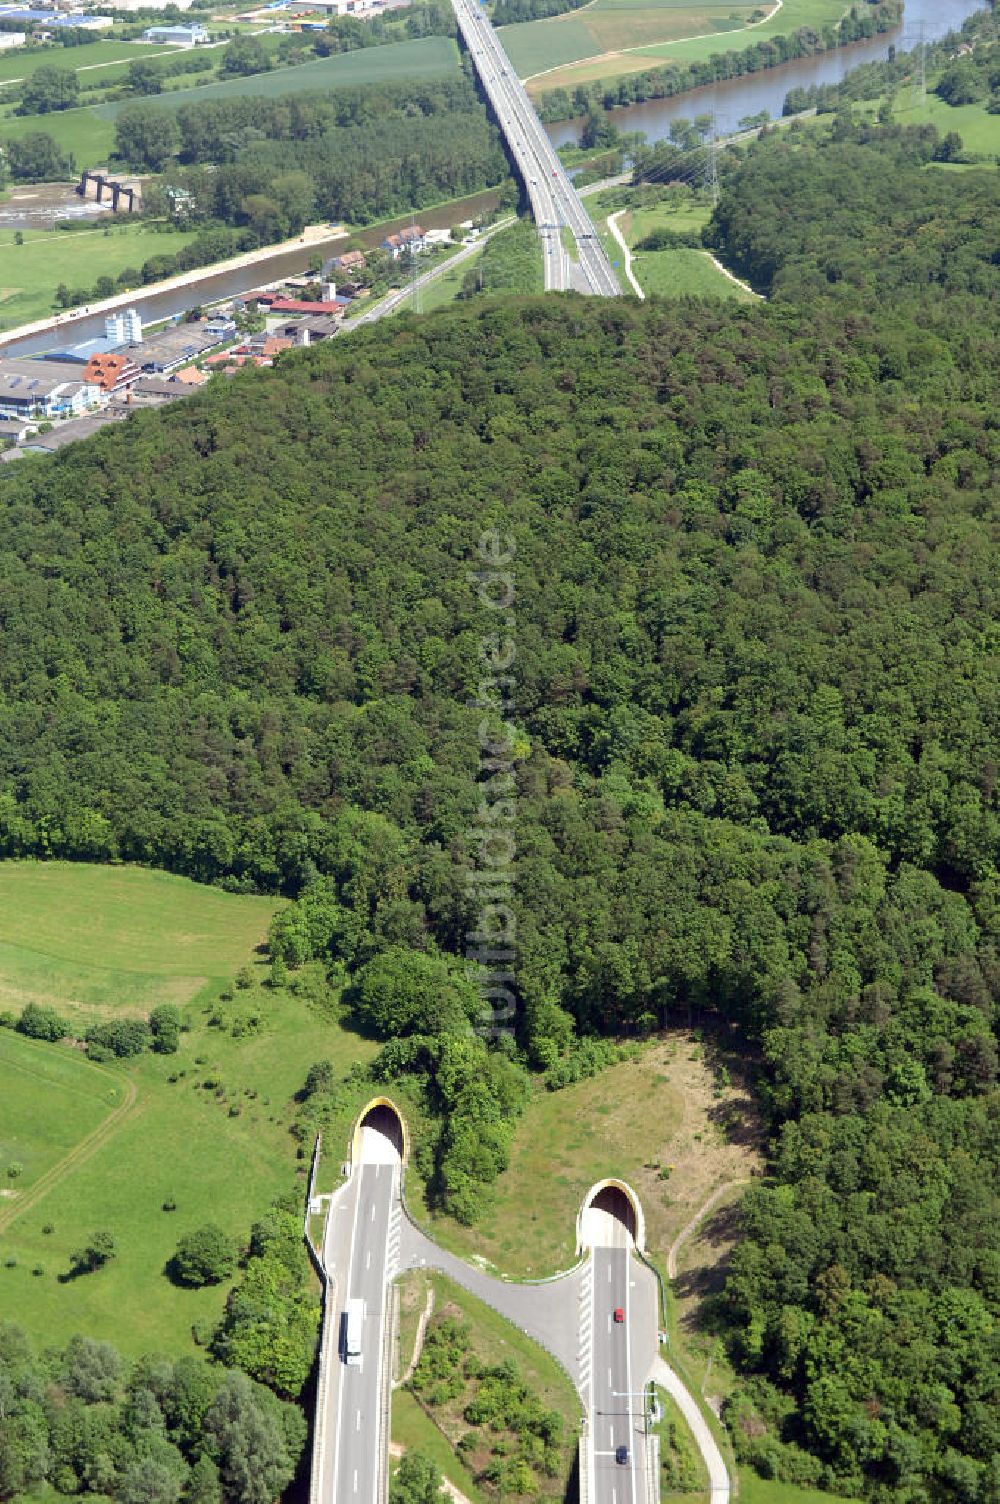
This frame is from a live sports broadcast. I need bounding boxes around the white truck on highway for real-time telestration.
[343,1298,365,1366]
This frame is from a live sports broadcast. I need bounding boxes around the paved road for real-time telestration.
[342,216,517,331]
[399,1213,584,1385]
[651,1356,730,1504]
[592,1247,639,1504]
[321,1130,401,1504]
[450,0,619,295]
[580,1200,657,1504]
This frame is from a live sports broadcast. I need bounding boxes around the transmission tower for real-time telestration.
[409,212,421,315]
[706,113,719,208]
[917,23,926,114]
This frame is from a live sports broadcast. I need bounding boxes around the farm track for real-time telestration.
[0,1069,140,1235]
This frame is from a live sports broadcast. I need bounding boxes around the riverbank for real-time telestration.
[543,0,986,146]
[0,222,347,351]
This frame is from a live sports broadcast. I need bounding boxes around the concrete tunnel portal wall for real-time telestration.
[350,1096,409,1166]
[577,1177,646,1253]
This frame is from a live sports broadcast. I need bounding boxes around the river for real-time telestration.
[0,189,501,358]
[544,0,987,147]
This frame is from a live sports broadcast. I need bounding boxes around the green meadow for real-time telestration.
[0,862,380,1355]
[0,38,165,88]
[0,1031,123,1190]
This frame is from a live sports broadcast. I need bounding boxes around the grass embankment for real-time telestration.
[592,186,754,300]
[0,220,201,331]
[655,1384,709,1500]
[0,861,380,1355]
[392,1270,580,1502]
[740,1480,858,1504]
[519,0,846,93]
[409,1033,762,1278]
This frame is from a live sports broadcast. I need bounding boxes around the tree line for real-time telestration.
[0,1324,306,1504]
[535,0,903,122]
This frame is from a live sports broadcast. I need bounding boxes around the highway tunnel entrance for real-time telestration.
[351,1096,408,1166]
[578,1177,646,1252]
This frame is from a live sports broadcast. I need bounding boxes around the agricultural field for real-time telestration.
[0,862,380,1355]
[0,220,201,331]
[94,34,463,119]
[408,1032,763,1280]
[516,0,847,94]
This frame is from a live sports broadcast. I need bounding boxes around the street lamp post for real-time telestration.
[611,1387,656,1437]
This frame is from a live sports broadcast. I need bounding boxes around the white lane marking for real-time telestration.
[332,1175,363,1498]
[366,1250,371,1269]
[356,1409,361,1432]
[624,1249,637,1504]
[608,1366,613,1387]
[370,1204,375,1222]
[353,1469,358,1493]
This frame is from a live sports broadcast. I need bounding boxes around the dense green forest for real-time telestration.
[0,113,999,1500]
[114,78,509,227]
[0,1323,306,1504]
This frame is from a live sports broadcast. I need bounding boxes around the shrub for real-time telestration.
[169,1224,236,1287]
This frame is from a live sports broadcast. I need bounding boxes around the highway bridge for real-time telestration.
[450,0,621,296]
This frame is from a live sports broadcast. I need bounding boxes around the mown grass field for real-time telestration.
[520,0,847,92]
[0,101,116,163]
[891,90,1000,158]
[0,861,274,1014]
[417,248,482,311]
[634,245,754,297]
[0,862,381,1355]
[0,1031,124,1189]
[0,220,201,331]
[740,1479,857,1504]
[0,38,166,87]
